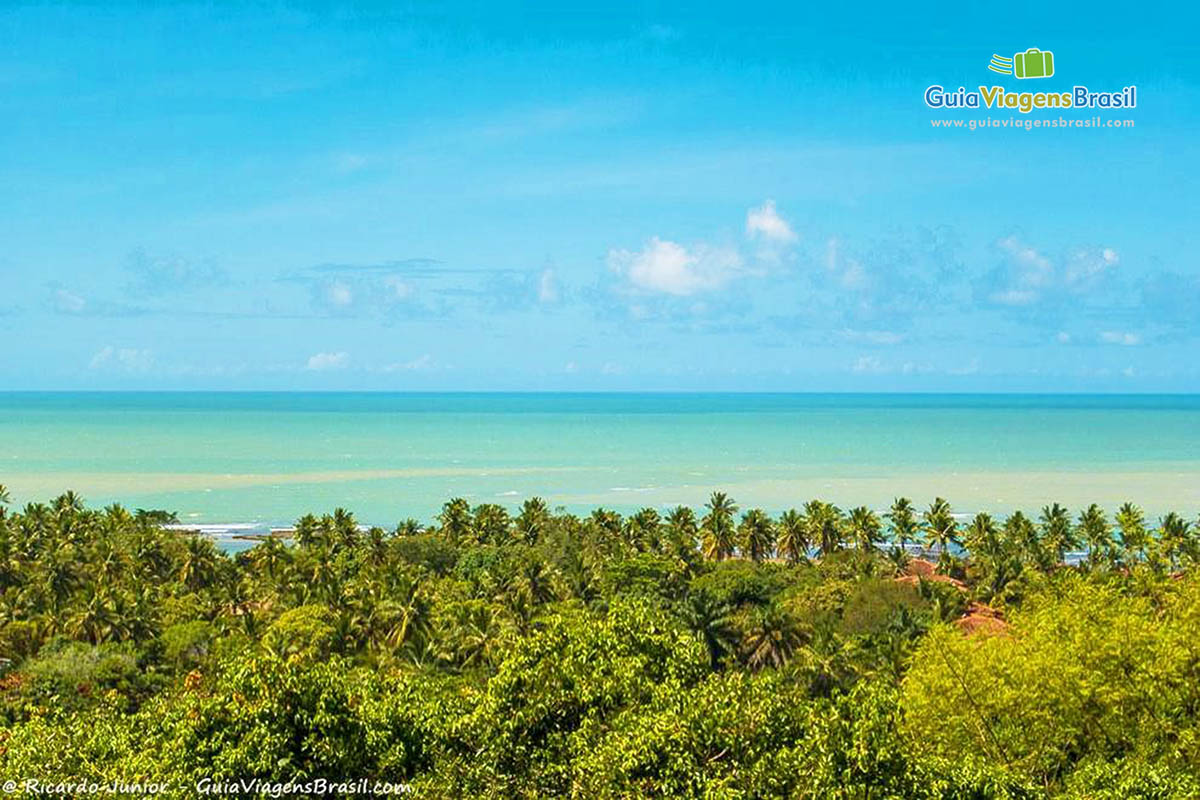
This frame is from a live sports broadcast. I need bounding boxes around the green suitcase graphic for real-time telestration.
[1014,48,1054,79]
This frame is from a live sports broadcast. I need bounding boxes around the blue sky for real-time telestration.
[1,1,1197,391]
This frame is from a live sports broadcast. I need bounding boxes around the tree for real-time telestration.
[1038,503,1076,567]
[963,512,1002,570]
[921,498,959,573]
[516,497,552,545]
[776,509,810,565]
[885,497,919,557]
[1077,504,1113,571]
[680,591,738,669]
[738,509,775,562]
[740,606,805,670]
[805,500,843,559]
[701,492,739,561]
[848,506,883,555]
[1115,502,1148,566]
[1156,512,1194,572]
[438,498,472,545]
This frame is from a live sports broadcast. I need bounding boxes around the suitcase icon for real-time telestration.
[1013,48,1054,79]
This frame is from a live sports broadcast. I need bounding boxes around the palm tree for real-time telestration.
[1115,502,1148,566]
[1077,504,1113,571]
[921,497,959,573]
[178,535,218,591]
[741,606,806,670]
[1001,510,1043,569]
[701,492,739,561]
[1038,503,1076,567]
[847,506,882,555]
[805,500,843,559]
[473,504,513,546]
[681,591,738,669]
[626,507,663,553]
[738,509,776,562]
[964,512,1002,570]
[0,485,9,505]
[438,498,473,545]
[1157,512,1193,572]
[516,497,551,545]
[776,509,811,565]
[665,506,699,561]
[886,497,919,557]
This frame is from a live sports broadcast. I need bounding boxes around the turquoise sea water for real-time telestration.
[2,393,1198,540]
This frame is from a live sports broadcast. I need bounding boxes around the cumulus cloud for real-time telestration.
[983,236,1119,308]
[325,281,354,308]
[608,237,744,296]
[1099,331,1140,346]
[380,354,434,372]
[125,248,225,296]
[746,200,797,243]
[54,288,87,314]
[89,346,153,372]
[538,269,559,303]
[305,351,349,370]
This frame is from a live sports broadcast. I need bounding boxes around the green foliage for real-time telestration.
[1,490,1199,796]
[902,575,1200,790]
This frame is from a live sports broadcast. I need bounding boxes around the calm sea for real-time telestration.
[2,393,1198,545]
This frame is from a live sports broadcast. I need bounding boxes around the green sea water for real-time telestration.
[2,393,1198,536]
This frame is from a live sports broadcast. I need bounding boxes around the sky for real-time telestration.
[0,1,1197,391]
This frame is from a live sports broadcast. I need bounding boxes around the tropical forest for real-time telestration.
[0,485,1198,798]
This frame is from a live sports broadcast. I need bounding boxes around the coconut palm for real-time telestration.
[738,509,776,562]
[776,509,811,565]
[847,506,883,555]
[1077,504,1113,571]
[741,606,806,670]
[665,505,699,561]
[626,507,664,553]
[1038,503,1076,567]
[964,512,1002,570]
[701,492,739,561]
[0,484,9,505]
[921,497,959,573]
[681,591,738,669]
[1115,502,1148,566]
[516,497,551,545]
[886,497,919,557]
[1157,512,1194,572]
[805,500,843,558]
[438,498,473,545]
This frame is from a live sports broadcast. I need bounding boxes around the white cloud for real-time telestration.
[1099,331,1140,346]
[89,346,153,372]
[381,354,433,372]
[326,282,353,307]
[537,268,559,303]
[823,237,871,292]
[306,351,349,370]
[334,153,368,173]
[851,356,886,374]
[383,277,413,300]
[745,200,797,243]
[841,329,904,345]
[990,288,1039,306]
[608,237,744,296]
[54,289,87,313]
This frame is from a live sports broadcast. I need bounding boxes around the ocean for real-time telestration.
[2,393,1198,548]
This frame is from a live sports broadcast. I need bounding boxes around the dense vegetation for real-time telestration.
[0,484,1198,797]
